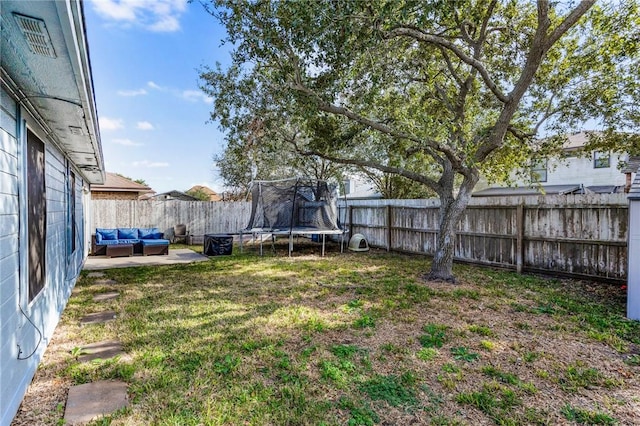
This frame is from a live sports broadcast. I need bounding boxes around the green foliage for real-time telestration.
[185,188,211,201]
[561,405,616,425]
[353,314,376,329]
[213,354,240,375]
[469,325,496,337]
[416,347,439,362]
[482,366,520,385]
[624,354,640,366]
[331,344,360,360]
[558,361,620,392]
[200,0,633,280]
[359,373,418,407]
[115,173,147,187]
[338,397,380,426]
[456,382,522,425]
[451,347,480,363]
[419,323,449,348]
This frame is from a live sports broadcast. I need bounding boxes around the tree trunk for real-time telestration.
[426,173,477,283]
[427,199,465,282]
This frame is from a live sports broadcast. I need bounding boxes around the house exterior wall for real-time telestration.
[542,153,628,187]
[91,190,141,200]
[0,85,87,425]
[507,152,629,188]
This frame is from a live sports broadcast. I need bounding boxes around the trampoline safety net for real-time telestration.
[244,178,342,233]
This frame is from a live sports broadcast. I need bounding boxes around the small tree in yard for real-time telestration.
[200,0,639,282]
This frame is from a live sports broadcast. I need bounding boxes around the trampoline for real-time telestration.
[239,177,346,256]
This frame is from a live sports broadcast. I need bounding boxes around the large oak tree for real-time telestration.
[201,0,639,282]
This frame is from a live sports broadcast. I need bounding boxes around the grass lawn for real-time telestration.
[14,241,640,425]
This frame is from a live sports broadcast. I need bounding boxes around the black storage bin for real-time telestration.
[204,234,233,256]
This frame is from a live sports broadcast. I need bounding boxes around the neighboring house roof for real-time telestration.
[584,185,623,194]
[562,131,593,151]
[629,167,640,198]
[151,190,199,201]
[621,155,640,174]
[90,172,154,194]
[1,0,104,183]
[473,184,583,197]
[187,185,222,201]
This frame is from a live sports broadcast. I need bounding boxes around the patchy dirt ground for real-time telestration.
[11,247,640,425]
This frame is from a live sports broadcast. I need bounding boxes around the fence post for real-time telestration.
[386,205,391,252]
[348,206,353,240]
[627,176,640,320]
[516,204,524,274]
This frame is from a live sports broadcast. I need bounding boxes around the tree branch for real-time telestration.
[296,144,441,192]
[386,25,508,103]
[545,0,596,49]
[288,80,464,170]
[474,0,595,162]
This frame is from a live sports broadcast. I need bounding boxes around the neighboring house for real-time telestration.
[187,185,222,201]
[151,190,200,201]
[342,177,381,200]
[475,131,636,196]
[0,1,104,424]
[90,172,154,200]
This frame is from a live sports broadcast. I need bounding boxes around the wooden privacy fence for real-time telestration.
[339,194,629,282]
[90,200,251,239]
[92,195,629,282]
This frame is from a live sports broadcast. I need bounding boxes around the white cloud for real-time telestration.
[99,116,124,130]
[147,81,165,90]
[112,138,142,146]
[90,0,137,21]
[89,0,188,32]
[117,88,148,97]
[182,90,214,104]
[146,81,213,104]
[136,121,155,130]
[148,15,180,32]
[132,160,169,168]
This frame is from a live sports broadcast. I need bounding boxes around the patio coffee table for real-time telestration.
[106,244,133,258]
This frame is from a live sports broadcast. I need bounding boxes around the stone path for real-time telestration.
[78,340,125,363]
[64,381,128,425]
[79,311,117,325]
[64,276,129,424]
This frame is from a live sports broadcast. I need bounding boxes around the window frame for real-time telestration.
[594,151,611,169]
[530,159,548,183]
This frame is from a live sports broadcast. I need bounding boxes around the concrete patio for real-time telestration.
[83,248,209,270]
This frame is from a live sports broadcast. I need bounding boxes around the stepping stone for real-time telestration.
[93,292,119,302]
[79,340,124,362]
[80,311,117,325]
[94,279,118,285]
[87,272,106,278]
[64,380,128,425]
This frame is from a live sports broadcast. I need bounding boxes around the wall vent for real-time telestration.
[13,13,57,58]
[69,126,84,135]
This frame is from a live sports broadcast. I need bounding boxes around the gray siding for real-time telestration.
[0,85,21,424]
[0,86,87,425]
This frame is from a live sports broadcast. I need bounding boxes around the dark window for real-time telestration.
[530,160,548,183]
[594,151,610,168]
[27,129,46,301]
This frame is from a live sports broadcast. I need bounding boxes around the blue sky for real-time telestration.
[85,0,231,194]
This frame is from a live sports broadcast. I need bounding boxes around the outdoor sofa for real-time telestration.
[91,227,170,257]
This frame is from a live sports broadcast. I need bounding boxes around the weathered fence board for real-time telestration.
[339,194,628,282]
[90,200,251,239]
